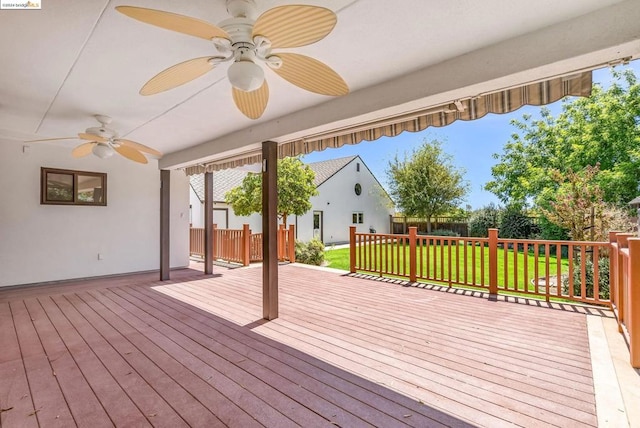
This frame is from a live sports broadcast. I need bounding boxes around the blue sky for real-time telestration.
[302,61,640,209]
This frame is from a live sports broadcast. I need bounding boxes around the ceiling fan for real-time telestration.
[116,0,349,119]
[26,115,162,164]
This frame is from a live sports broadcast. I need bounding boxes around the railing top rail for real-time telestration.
[354,231,489,241]
[496,237,609,246]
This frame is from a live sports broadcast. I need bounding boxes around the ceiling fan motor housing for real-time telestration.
[85,126,117,140]
[86,114,117,139]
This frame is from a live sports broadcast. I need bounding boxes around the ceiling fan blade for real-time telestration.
[25,136,77,142]
[72,142,96,158]
[114,145,148,164]
[232,80,269,120]
[272,53,349,96]
[78,133,107,143]
[116,139,163,158]
[116,6,229,40]
[253,5,336,48]
[141,57,215,95]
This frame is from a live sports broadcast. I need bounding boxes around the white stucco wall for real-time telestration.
[213,202,262,231]
[295,158,394,244]
[189,186,204,228]
[188,195,261,232]
[0,141,189,287]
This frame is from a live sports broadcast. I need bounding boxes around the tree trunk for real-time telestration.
[426,216,432,233]
[282,212,288,227]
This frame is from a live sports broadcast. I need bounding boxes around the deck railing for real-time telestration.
[609,232,640,368]
[350,227,612,305]
[350,226,640,368]
[189,224,295,265]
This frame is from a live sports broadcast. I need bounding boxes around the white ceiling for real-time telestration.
[1,0,639,168]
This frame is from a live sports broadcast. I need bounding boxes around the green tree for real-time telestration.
[387,139,469,232]
[485,68,640,209]
[225,157,318,226]
[540,165,634,242]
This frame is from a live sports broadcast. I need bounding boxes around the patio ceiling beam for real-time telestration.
[262,140,278,320]
[204,172,213,275]
[159,0,640,170]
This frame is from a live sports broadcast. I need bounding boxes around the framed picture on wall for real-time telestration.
[41,167,107,206]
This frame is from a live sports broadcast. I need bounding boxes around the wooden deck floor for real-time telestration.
[0,263,603,427]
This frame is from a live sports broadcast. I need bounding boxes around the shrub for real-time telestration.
[562,254,610,300]
[537,216,570,241]
[498,207,539,239]
[426,229,460,237]
[295,239,325,266]
[468,203,500,237]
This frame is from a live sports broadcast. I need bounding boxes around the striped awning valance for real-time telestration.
[184,71,592,175]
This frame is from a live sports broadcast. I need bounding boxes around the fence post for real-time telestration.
[242,224,250,266]
[629,238,640,368]
[288,225,295,262]
[617,233,635,332]
[350,226,356,273]
[409,227,417,283]
[488,228,498,296]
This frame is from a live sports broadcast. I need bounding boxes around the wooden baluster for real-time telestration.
[488,229,498,296]
[409,227,417,282]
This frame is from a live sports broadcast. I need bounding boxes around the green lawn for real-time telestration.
[325,242,570,293]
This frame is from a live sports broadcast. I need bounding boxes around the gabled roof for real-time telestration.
[190,155,358,203]
[311,156,357,187]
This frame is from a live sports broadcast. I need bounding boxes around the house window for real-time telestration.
[356,162,360,172]
[354,183,362,195]
[352,212,364,224]
[41,167,106,206]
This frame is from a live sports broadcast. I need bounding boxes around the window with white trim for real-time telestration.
[352,212,364,224]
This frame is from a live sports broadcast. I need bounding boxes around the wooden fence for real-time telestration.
[189,224,295,266]
[390,215,469,236]
[351,226,640,367]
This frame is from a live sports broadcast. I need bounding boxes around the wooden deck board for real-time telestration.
[0,303,38,428]
[0,264,600,427]
[115,285,440,428]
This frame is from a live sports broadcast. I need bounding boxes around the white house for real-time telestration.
[189,156,394,244]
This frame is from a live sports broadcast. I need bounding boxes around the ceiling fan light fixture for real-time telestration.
[228,60,264,92]
[92,143,114,159]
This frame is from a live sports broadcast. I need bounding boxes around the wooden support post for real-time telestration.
[262,141,278,320]
[628,238,640,368]
[488,228,499,296]
[288,225,295,263]
[241,224,251,266]
[160,170,170,281]
[409,226,417,283]
[204,172,213,274]
[350,226,356,273]
[609,231,620,306]
[617,233,635,332]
